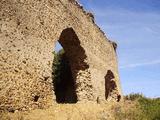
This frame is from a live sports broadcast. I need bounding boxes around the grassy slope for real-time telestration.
[124,94,160,120]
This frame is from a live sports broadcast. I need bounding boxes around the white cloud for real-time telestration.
[120,60,160,69]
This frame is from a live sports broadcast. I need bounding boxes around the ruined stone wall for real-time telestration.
[0,0,122,111]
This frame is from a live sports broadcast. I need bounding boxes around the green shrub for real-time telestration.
[138,97,160,120]
[52,49,66,84]
[52,49,77,103]
[115,94,160,120]
[125,93,144,101]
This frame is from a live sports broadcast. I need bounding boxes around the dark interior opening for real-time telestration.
[52,48,77,103]
[105,70,121,102]
[105,70,115,100]
[34,95,39,102]
[117,94,121,102]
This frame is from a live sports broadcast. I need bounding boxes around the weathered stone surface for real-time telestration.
[0,0,122,111]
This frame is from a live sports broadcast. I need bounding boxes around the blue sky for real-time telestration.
[78,0,160,98]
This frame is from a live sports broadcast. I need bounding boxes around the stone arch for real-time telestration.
[105,70,121,102]
[53,28,92,103]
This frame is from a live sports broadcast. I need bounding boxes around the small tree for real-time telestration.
[52,49,77,103]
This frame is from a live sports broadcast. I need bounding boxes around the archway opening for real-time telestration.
[105,70,121,102]
[52,47,77,103]
[52,28,89,103]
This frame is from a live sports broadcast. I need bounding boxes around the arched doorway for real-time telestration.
[105,70,121,102]
[52,28,90,103]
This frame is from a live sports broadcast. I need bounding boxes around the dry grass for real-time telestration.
[1,96,160,120]
[0,102,117,120]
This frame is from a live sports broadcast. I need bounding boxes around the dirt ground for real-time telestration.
[0,102,122,120]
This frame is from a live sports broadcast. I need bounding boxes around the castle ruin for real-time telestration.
[0,0,122,111]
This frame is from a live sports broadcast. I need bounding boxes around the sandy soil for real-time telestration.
[0,102,121,120]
